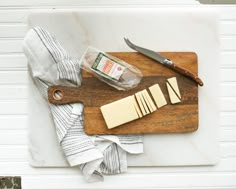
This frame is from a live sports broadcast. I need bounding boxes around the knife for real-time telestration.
[124,38,203,86]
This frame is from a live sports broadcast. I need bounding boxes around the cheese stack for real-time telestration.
[101,77,181,129]
[101,84,168,129]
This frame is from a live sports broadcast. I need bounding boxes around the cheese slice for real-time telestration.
[142,89,157,112]
[100,96,139,129]
[167,77,181,99]
[135,92,147,116]
[132,95,143,118]
[149,84,167,108]
[166,82,181,104]
[137,91,150,114]
[141,91,153,112]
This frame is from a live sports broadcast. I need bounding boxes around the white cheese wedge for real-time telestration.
[132,95,143,118]
[149,84,167,108]
[135,92,147,116]
[167,77,181,99]
[142,89,157,112]
[166,82,181,104]
[100,96,139,129]
[137,91,150,114]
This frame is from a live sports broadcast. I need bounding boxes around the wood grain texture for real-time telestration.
[48,52,198,135]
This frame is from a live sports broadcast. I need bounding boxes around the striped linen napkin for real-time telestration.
[23,27,143,182]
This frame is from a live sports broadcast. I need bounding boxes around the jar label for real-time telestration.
[92,53,125,81]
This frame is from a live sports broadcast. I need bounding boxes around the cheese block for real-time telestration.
[132,95,143,118]
[137,91,150,114]
[166,77,181,104]
[100,95,139,129]
[149,84,167,108]
[142,89,157,112]
[135,93,147,116]
[167,77,181,99]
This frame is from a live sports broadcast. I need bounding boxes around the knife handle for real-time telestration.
[169,63,204,86]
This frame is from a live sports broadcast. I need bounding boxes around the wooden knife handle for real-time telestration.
[48,85,83,105]
[169,63,204,86]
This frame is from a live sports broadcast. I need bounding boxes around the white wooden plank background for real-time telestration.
[0,0,236,188]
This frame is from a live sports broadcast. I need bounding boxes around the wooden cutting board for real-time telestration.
[48,52,198,135]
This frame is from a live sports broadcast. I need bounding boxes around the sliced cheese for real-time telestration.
[166,82,181,104]
[142,89,157,112]
[137,91,150,114]
[167,77,181,99]
[100,96,139,129]
[141,91,153,112]
[132,95,143,118]
[149,84,167,108]
[135,92,147,116]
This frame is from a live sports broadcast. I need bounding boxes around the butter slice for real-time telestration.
[101,96,139,129]
[149,84,167,108]
[166,77,181,104]
[142,89,157,112]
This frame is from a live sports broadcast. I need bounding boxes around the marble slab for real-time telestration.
[27,7,220,167]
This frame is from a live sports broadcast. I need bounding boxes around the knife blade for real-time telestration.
[124,38,203,86]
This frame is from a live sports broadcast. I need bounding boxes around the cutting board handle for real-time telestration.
[48,86,83,105]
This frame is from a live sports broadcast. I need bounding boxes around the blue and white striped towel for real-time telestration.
[23,27,143,182]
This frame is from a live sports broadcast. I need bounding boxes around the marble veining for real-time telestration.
[27,8,220,167]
